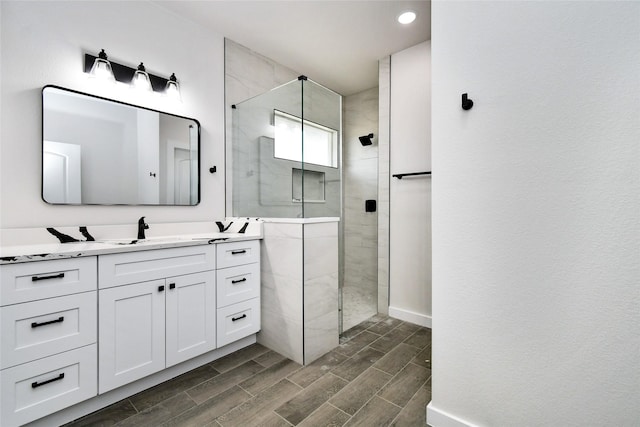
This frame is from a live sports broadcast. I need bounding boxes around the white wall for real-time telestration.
[429,2,639,426]
[389,41,432,327]
[0,1,224,229]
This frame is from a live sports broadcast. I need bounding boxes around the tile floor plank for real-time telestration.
[254,350,288,368]
[369,328,417,354]
[297,403,351,427]
[403,327,432,349]
[335,331,381,357]
[287,350,348,388]
[209,343,270,373]
[161,386,251,427]
[129,363,219,412]
[390,386,431,427]
[377,363,431,407]
[216,379,302,427]
[344,396,401,427]
[275,373,348,425]
[366,318,403,336]
[374,343,422,375]
[116,392,195,427]
[186,360,265,405]
[331,346,385,382]
[328,367,392,415]
[239,358,302,395]
[63,398,137,427]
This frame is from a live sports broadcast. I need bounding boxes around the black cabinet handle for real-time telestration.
[32,373,64,388]
[32,316,64,328]
[169,283,176,290]
[158,285,165,292]
[232,314,247,322]
[231,278,247,284]
[32,273,65,282]
[231,250,246,255]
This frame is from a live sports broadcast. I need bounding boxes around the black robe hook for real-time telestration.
[462,93,474,110]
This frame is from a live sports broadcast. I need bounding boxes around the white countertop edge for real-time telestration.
[0,233,262,264]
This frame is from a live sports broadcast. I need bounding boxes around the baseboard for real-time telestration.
[388,306,432,328]
[426,402,476,427]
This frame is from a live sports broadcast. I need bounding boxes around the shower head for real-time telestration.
[359,133,374,146]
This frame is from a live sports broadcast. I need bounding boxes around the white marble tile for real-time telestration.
[304,273,339,322]
[304,309,339,364]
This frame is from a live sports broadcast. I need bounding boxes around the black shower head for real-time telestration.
[359,133,374,146]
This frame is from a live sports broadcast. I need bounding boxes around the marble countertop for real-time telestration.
[0,233,261,264]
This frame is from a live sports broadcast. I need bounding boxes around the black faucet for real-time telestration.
[137,216,149,240]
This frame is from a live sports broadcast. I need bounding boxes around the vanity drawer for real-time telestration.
[216,240,260,269]
[217,263,260,308]
[0,344,97,427]
[0,257,97,306]
[1,292,97,369]
[217,297,260,348]
[99,245,216,289]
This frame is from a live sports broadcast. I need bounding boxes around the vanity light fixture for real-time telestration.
[397,10,417,24]
[131,63,152,92]
[83,50,181,99]
[89,49,115,82]
[165,73,181,101]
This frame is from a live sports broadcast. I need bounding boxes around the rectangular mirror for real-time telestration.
[42,85,200,205]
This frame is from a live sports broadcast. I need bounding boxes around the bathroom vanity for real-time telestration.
[0,234,261,427]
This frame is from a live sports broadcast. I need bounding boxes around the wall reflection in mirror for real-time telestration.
[42,86,200,205]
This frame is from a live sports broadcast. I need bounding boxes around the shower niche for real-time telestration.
[230,76,342,364]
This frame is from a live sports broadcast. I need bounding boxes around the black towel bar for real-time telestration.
[392,171,432,179]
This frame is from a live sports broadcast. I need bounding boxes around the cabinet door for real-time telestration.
[98,280,165,393]
[165,272,216,367]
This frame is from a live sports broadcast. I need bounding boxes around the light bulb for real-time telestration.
[89,49,115,81]
[165,73,181,101]
[132,63,152,92]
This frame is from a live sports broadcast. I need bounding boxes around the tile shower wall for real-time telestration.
[342,87,380,330]
[224,39,299,215]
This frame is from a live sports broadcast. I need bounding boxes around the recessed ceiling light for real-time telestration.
[397,11,417,25]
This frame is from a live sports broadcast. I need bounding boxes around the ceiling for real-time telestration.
[153,1,431,96]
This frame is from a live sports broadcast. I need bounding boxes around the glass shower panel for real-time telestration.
[301,79,342,218]
[232,77,341,219]
[232,79,303,218]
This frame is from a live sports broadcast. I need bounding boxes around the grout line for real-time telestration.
[236,383,256,398]
[127,398,141,413]
[272,410,295,426]
[376,393,403,409]
[327,401,353,418]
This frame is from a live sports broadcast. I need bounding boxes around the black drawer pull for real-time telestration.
[231,278,247,284]
[232,314,247,322]
[231,249,246,255]
[32,316,64,328]
[32,373,64,388]
[158,285,165,292]
[169,283,176,290]
[32,273,65,282]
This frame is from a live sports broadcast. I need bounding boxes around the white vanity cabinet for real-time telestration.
[0,237,261,426]
[0,257,98,427]
[98,246,217,393]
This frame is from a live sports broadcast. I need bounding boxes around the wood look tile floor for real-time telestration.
[65,315,432,427]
